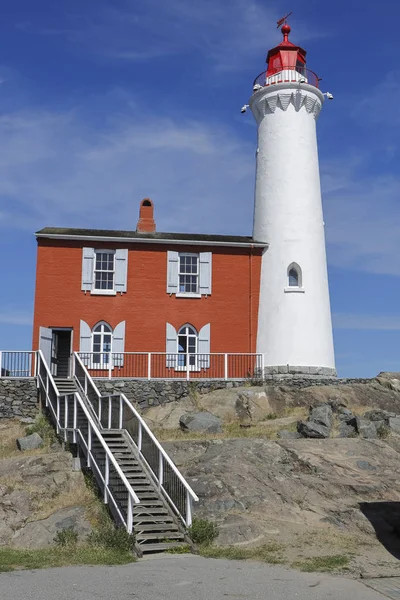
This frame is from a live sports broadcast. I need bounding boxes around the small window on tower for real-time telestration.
[287,263,302,288]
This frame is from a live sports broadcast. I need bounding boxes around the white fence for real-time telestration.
[0,351,37,378]
[77,352,264,381]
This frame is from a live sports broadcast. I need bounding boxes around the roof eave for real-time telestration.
[35,232,268,249]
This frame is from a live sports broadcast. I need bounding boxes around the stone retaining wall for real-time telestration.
[0,379,39,419]
[95,377,374,410]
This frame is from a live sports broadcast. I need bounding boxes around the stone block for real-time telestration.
[17,432,44,451]
[309,404,333,429]
[179,411,222,433]
[297,420,330,439]
[389,417,400,435]
[278,365,289,374]
[356,417,378,439]
[289,365,310,374]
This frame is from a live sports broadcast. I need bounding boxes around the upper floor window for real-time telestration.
[167,251,212,297]
[179,254,199,294]
[94,251,115,291]
[81,248,128,295]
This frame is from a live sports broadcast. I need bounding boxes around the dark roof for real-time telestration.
[35,227,266,247]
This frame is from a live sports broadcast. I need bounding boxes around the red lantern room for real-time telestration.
[266,24,306,76]
[253,22,320,90]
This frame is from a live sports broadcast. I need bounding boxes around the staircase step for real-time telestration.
[135,501,165,508]
[138,542,189,554]
[133,515,174,523]
[136,532,185,542]
[134,524,180,532]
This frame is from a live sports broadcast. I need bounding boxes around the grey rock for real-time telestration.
[337,422,357,438]
[356,460,377,471]
[297,420,330,439]
[16,432,44,451]
[355,417,378,439]
[179,411,222,433]
[277,430,302,439]
[309,404,333,430]
[363,409,394,423]
[11,507,92,549]
[389,417,400,434]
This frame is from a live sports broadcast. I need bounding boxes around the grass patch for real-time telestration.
[165,545,192,554]
[293,554,350,572]
[199,542,284,564]
[188,518,218,546]
[0,546,135,572]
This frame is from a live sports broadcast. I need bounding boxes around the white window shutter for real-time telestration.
[80,319,92,367]
[167,251,179,294]
[199,252,212,295]
[115,249,128,293]
[82,248,95,291]
[166,322,177,368]
[198,323,210,368]
[113,321,126,367]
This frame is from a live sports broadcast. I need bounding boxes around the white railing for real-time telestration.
[0,351,37,378]
[72,351,198,526]
[78,352,264,381]
[36,350,140,533]
[91,392,199,527]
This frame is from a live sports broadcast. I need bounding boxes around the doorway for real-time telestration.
[39,327,73,377]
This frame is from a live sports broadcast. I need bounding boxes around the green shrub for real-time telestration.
[88,524,134,552]
[188,518,219,546]
[377,424,390,439]
[54,527,78,548]
[264,413,278,420]
[26,413,56,445]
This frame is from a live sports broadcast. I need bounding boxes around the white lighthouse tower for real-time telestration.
[250,22,336,377]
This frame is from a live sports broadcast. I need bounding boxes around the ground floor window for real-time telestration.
[177,324,198,367]
[92,322,112,367]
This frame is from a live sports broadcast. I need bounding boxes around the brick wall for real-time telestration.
[32,239,262,353]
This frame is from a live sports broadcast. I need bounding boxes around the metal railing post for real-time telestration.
[261,353,265,380]
[127,495,133,534]
[73,395,77,444]
[108,397,112,429]
[64,396,68,439]
[56,395,60,433]
[138,422,142,453]
[147,353,151,380]
[119,396,123,430]
[87,424,92,467]
[158,452,163,487]
[108,354,112,380]
[104,454,109,503]
[186,492,192,527]
[224,354,228,380]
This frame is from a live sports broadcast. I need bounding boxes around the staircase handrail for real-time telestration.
[73,352,103,414]
[120,392,199,503]
[36,350,140,532]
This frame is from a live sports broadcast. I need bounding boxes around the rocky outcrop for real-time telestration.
[179,412,222,433]
[163,436,400,573]
[0,449,93,548]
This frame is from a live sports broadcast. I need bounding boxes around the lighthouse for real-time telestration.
[250,22,336,377]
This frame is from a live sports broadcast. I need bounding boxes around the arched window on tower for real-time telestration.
[92,321,113,368]
[178,324,198,368]
[287,263,302,288]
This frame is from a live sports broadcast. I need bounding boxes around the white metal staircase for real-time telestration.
[37,351,198,555]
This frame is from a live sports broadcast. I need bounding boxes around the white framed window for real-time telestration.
[92,321,113,368]
[81,248,128,295]
[166,322,210,370]
[285,263,305,293]
[167,251,212,296]
[94,250,115,291]
[179,254,199,294]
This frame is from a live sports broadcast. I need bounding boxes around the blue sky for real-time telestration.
[0,0,399,377]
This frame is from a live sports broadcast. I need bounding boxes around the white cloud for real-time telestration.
[0,99,255,235]
[333,313,400,331]
[0,311,32,326]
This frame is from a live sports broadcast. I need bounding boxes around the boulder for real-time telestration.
[16,432,44,451]
[277,430,302,440]
[179,411,222,433]
[297,420,330,439]
[337,422,357,438]
[355,417,378,439]
[309,404,333,430]
[363,410,394,423]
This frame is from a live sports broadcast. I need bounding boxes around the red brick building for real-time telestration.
[32,199,264,377]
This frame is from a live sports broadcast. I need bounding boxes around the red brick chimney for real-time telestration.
[136,198,156,233]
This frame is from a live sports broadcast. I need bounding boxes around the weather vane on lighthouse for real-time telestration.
[276,11,292,28]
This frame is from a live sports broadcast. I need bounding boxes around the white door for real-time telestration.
[39,326,53,369]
